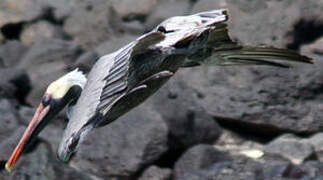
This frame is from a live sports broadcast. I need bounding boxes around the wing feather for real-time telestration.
[96,32,165,115]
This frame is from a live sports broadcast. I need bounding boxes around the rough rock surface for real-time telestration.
[17,39,82,105]
[174,144,231,179]
[70,106,168,179]
[264,134,315,164]
[146,74,222,152]
[139,166,172,180]
[308,133,323,161]
[20,21,65,46]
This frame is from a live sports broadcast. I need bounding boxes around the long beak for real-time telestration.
[5,103,50,172]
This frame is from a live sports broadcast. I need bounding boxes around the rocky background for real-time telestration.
[0,0,323,179]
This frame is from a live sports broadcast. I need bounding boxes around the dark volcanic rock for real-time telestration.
[139,166,172,180]
[0,99,20,146]
[264,134,315,164]
[0,127,25,162]
[177,158,292,180]
[0,41,28,68]
[72,51,99,73]
[308,133,323,161]
[288,161,323,179]
[175,61,323,135]
[70,105,168,179]
[7,143,93,180]
[17,39,82,105]
[174,144,231,179]
[146,72,222,152]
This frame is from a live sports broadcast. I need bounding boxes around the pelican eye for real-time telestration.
[42,94,52,106]
[157,26,175,33]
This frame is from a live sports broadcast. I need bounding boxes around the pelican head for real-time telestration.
[5,69,86,171]
[154,9,227,34]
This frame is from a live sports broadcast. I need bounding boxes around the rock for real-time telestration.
[174,144,231,179]
[111,0,158,20]
[308,133,323,161]
[288,161,323,179]
[301,37,323,54]
[0,41,28,68]
[179,59,323,135]
[72,51,99,73]
[177,158,292,180]
[7,142,93,180]
[20,21,65,46]
[139,166,172,180]
[94,34,137,56]
[7,73,31,105]
[63,1,114,49]
[0,99,20,146]
[144,0,191,30]
[0,73,31,106]
[264,134,315,164]
[0,127,25,162]
[193,0,323,47]
[146,72,222,152]
[0,0,45,27]
[70,105,168,179]
[17,39,82,105]
[214,129,264,159]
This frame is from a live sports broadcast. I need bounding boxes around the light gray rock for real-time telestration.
[94,34,137,56]
[139,166,172,180]
[308,133,323,161]
[144,0,191,30]
[264,134,315,164]
[111,0,158,20]
[63,0,114,49]
[20,21,65,46]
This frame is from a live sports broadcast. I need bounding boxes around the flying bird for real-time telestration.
[6,9,312,171]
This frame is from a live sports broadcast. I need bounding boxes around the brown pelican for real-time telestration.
[6,9,312,171]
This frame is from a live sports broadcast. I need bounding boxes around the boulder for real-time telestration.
[0,41,28,68]
[144,0,191,30]
[264,134,315,164]
[174,144,231,179]
[146,72,222,152]
[111,0,158,20]
[8,143,93,180]
[17,39,82,105]
[0,99,21,146]
[177,158,287,180]
[139,166,172,180]
[20,21,65,46]
[70,105,168,179]
[308,133,323,161]
[63,0,114,49]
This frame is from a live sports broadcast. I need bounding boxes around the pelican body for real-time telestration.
[6,9,312,170]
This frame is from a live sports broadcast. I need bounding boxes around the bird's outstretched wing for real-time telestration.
[96,32,165,118]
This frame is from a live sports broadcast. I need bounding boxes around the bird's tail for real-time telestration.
[183,45,313,68]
